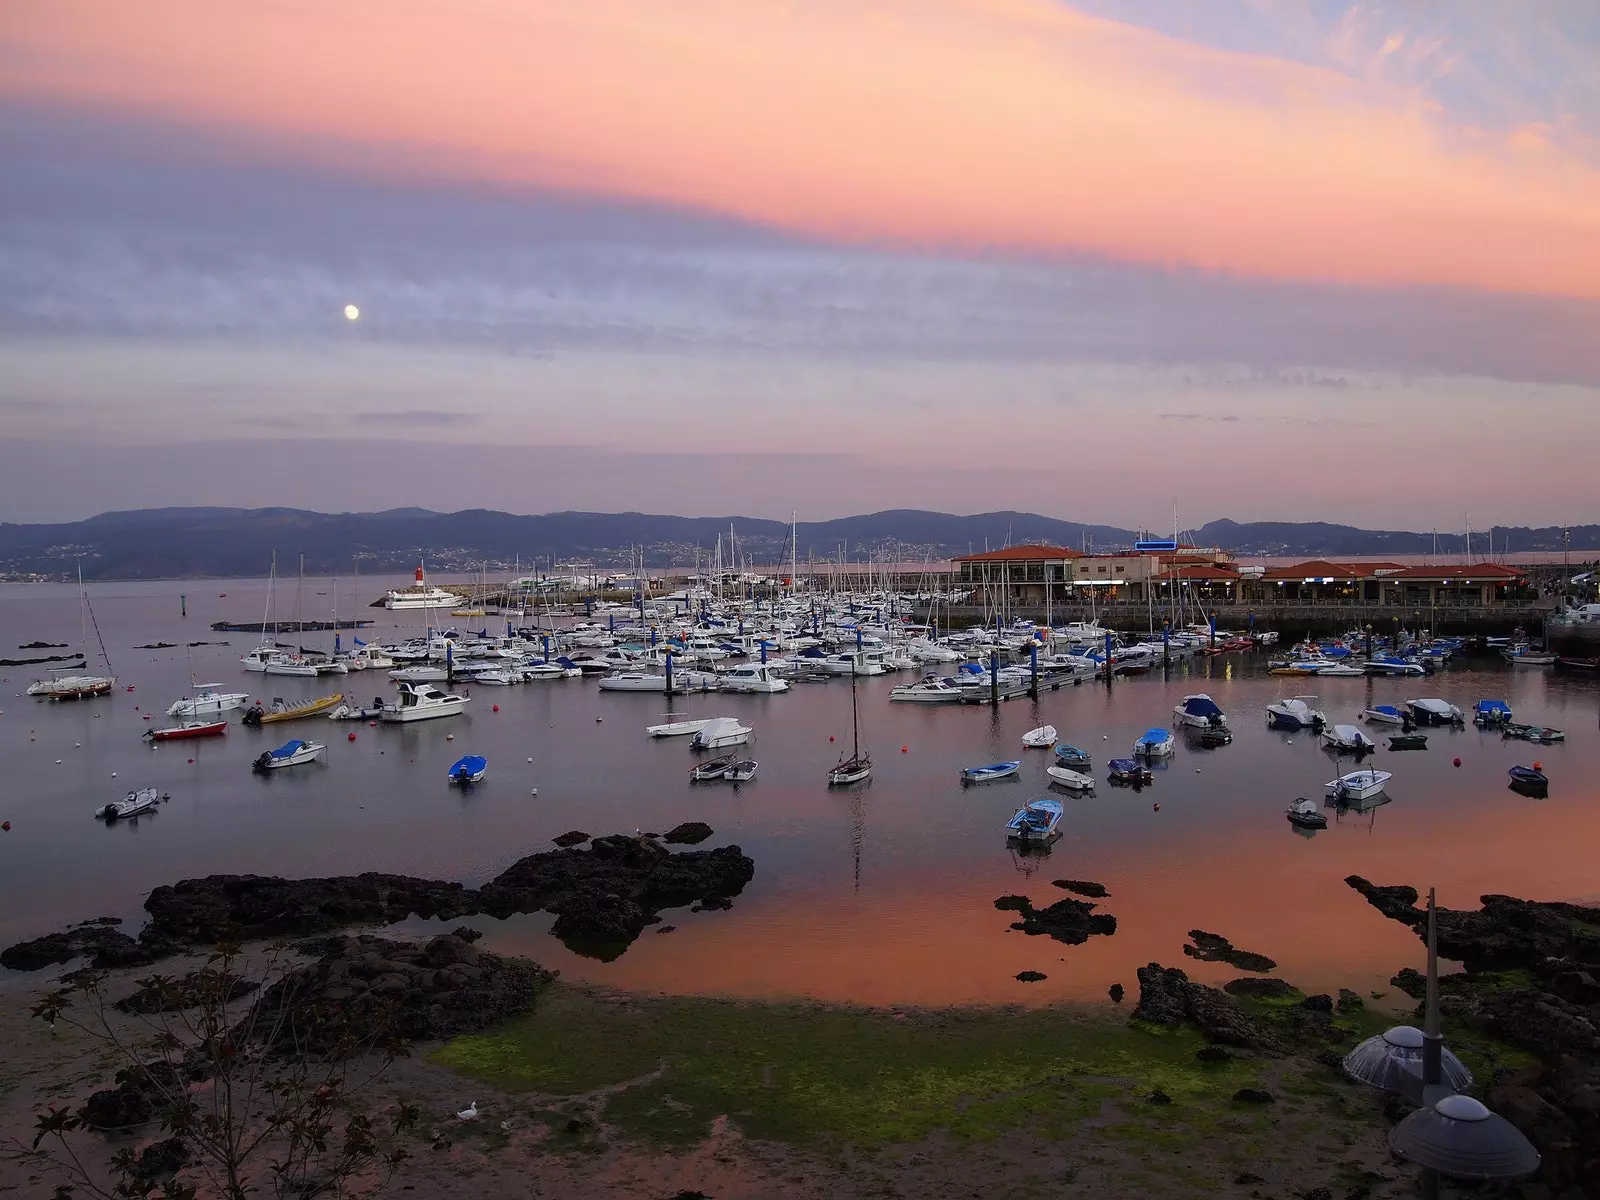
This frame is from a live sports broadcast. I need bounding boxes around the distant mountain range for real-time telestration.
[0,507,1594,580]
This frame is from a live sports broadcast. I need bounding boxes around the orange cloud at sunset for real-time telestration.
[5,0,1598,295]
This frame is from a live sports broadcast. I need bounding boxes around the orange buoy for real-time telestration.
[901,745,908,753]
[348,731,357,741]
[1533,760,1542,771]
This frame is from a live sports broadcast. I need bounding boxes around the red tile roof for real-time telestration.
[954,544,1085,562]
[1384,563,1525,582]
[1259,559,1375,582]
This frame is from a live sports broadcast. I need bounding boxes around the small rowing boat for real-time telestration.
[962,760,1021,784]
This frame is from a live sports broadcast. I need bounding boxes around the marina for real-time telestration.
[1,572,1598,1010]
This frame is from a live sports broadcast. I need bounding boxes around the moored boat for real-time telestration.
[1173,694,1227,729]
[1005,796,1064,843]
[1388,733,1428,750]
[690,754,737,781]
[1326,768,1391,801]
[144,719,227,742]
[167,686,250,720]
[1321,724,1376,754]
[1053,743,1091,770]
[1133,728,1175,758]
[1361,704,1406,726]
[961,760,1021,784]
[723,759,759,782]
[1046,765,1095,791]
[1107,758,1152,785]
[1285,797,1327,829]
[1502,723,1564,744]
[1021,724,1058,749]
[648,718,719,738]
[94,787,167,821]
[242,693,345,725]
[378,682,466,723]
[1507,764,1548,791]
[692,717,752,750]
[252,739,325,771]
[447,755,487,784]
[1267,697,1326,731]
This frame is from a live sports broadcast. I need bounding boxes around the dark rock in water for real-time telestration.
[0,923,154,972]
[116,970,259,1014]
[1223,977,1300,1001]
[1133,963,1287,1053]
[246,932,551,1055]
[1051,879,1108,898]
[1232,1087,1275,1105]
[133,1137,190,1181]
[134,642,178,649]
[656,924,677,934]
[4,838,756,969]
[1336,987,1364,1013]
[1183,930,1277,973]
[1005,896,1117,945]
[1301,993,1334,1013]
[1344,876,1423,925]
[552,830,591,848]
[19,640,69,649]
[451,926,483,942]
[1108,983,1124,1003]
[143,873,479,945]
[1195,1045,1233,1064]
[1147,1087,1172,1105]
[663,822,713,845]
[1016,970,1047,983]
[76,916,123,927]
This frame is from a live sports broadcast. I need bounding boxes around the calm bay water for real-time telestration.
[3,576,1597,1006]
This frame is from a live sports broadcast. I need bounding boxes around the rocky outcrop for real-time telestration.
[246,931,550,1054]
[1182,930,1276,973]
[115,970,259,1014]
[551,830,590,847]
[1222,977,1300,1001]
[3,836,757,970]
[663,822,714,845]
[1132,963,1286,1053]
[996,894,1116,945]
[1051,879,1108,898]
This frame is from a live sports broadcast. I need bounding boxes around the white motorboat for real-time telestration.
[1322,724,1376,753]
[384,564,467,611]
[1406,698,1463,726]
[723,759,759,782]
[1267,697,1326,730]
[1173,694,1227,729]
[1005,796,1064,843]
[522,662,581,680]
[690,754,737,781]
[94,787,167,821]
[263,653,320,677]
[1361,704,1406,725]
[340,644,395,671]
[1021,724,1058,748]
[1326,768,1392,801]
[719,664,791,693]
[597,670,718,693]
[252,739,325,771]
[1133,728,1175,758]
[906,638,960,663]
[1046,765,1095,791]
[1286,798,1328,829]
[691,717,752,750]
[648,718,720,738]
[817,651,887,677]
[166,686,250,720]
[889,676,965,703]
[380,682,468,722]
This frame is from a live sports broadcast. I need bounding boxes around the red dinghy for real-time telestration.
[144,720,228,742]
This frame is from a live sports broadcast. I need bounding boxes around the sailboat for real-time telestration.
[28,563,117,699]
[826,659,873,785]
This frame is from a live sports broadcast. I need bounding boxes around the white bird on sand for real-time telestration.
[456,1102,478,1121]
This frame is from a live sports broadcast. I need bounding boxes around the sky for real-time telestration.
[2,0,1597,527]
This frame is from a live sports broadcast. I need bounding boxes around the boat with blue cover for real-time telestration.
[1173,694,1227,729]
[1107,758,1152,785]
[1004,796,1064,843]
[1361,704,1406,726]
[252,739,325,772]
[1133,728,1175,758]
[962,760,1021,784]
[1472,699,1513,727]
[447,754,487,784]
[1053,743,1091,770]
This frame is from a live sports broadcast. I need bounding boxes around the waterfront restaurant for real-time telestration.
[952,545,1084,605]
[1253,560,1407,603]
[1249,560,1527,607]
[1377,563,1529,608]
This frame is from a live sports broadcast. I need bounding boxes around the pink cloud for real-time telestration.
[6,0,1599,295]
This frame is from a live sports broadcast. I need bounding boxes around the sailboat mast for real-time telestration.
[850,661,860,759]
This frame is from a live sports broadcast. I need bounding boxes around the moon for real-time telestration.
[344,304,360,321]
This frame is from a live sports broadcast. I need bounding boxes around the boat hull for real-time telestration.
[146,721,227,741]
